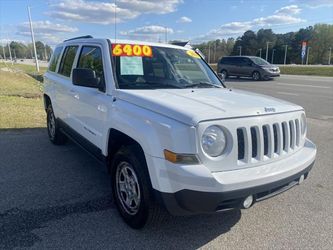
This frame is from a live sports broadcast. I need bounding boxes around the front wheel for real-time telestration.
[111,145,165,229]
[220,70,228,79]
[252,71,261,81]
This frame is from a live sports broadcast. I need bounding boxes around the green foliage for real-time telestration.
[194,24,333,65]
[194,38,235,63]
[0,41,53,60]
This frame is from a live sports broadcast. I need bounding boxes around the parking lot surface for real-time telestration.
[1,75,332,249]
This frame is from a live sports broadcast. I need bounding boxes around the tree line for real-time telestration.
[0,41,53,61]
[193,23,333,65]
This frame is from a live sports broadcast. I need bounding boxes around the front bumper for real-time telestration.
[263,71,280,78]
[155,161,314,215]
[147,139,316,215]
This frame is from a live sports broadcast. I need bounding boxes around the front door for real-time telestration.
[70,45,108,149]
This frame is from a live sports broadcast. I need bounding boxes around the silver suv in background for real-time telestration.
[217,56,280,81]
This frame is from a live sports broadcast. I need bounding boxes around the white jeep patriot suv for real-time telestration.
[44,36,316,229]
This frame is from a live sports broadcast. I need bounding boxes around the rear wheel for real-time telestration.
[111,145,165,229]
[252,71,261,81]
[46,105,67,145]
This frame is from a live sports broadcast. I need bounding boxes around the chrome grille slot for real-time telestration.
[295,119,300,146]
[237,128,245,160]
[263,125,269,156]
[289,120,296,149]
[273,124,278,153]
[250,127,258,158]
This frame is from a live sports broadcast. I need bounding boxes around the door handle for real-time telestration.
[69,89,79,100]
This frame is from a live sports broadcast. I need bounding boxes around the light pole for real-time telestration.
[265,42,271,61]
[329,47,332,65]
[306,46,311,65]
[28,5,39,72]
[284,45,288,65]
[2,44,6,60]
[238,45,242,56]
[7,42,13,65]
[271,49,276,64]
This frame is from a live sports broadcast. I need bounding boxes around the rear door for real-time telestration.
[229,57,241,75]
[239,57,253,76]
[56,45,79,127]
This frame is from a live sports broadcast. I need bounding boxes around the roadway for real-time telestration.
[0,75,332,249]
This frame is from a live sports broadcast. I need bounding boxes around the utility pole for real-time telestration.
[238,45,242,56]
[208,43,211,63]
[213,42,216,63]
[284,45,288,65]
[329,47,332,65]
[165,26,168,43]
[271,49,275,64]
[258,48,262,58]
[306,47,311,65]
[7,42,13,65]
[44,44,48,61]
[27,5,39,72]
[265,42,271,61]
[2,45,6,60]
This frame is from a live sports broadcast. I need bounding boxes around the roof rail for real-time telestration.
[170,41,190,47]
[63,35,93,42]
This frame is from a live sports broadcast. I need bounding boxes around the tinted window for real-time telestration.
[220,57,230,64]
[58,46,78,77]
[240,58,251,65]
[77,46,104,83]
[48,46,63,72]
[230,57,241,64]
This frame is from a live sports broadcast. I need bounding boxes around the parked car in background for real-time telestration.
[217,56,280,80]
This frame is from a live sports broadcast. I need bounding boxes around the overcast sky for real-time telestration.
[0,0,332,45]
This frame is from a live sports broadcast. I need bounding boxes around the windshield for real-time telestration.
[111,44,223,89]
[251,57,270,66]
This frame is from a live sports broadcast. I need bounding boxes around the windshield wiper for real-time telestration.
[184,82,222,88]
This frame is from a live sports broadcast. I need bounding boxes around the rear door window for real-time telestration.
[58,46,78,77]
[232,57,242,65]
[48,46,63,72]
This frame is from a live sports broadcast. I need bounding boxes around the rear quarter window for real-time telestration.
[48,46,63,72]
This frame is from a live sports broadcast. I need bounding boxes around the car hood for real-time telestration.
[116,88,302,125]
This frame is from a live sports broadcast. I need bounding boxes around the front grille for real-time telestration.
[237,118,301,162]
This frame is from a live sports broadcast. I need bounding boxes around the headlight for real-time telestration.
[201,125,226,157]
[301,113,307,136]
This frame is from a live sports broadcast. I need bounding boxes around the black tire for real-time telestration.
[252,71,261,81]
[46,104,67,145]
[220,69,228,79]
[111,145,165,229]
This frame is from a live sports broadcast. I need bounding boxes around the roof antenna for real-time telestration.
[114,0,117,42]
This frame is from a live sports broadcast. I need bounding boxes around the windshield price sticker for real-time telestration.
[112,44,153,57]
[186,50,201,58]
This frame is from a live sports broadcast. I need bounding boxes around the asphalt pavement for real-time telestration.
[0,74,332,249]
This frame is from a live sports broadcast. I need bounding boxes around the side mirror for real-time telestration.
[72,68,102,90]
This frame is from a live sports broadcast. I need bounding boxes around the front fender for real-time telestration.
[103,100,198,191]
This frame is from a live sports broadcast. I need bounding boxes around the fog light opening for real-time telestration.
[242,195,254,209]
[298,174,305,185]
